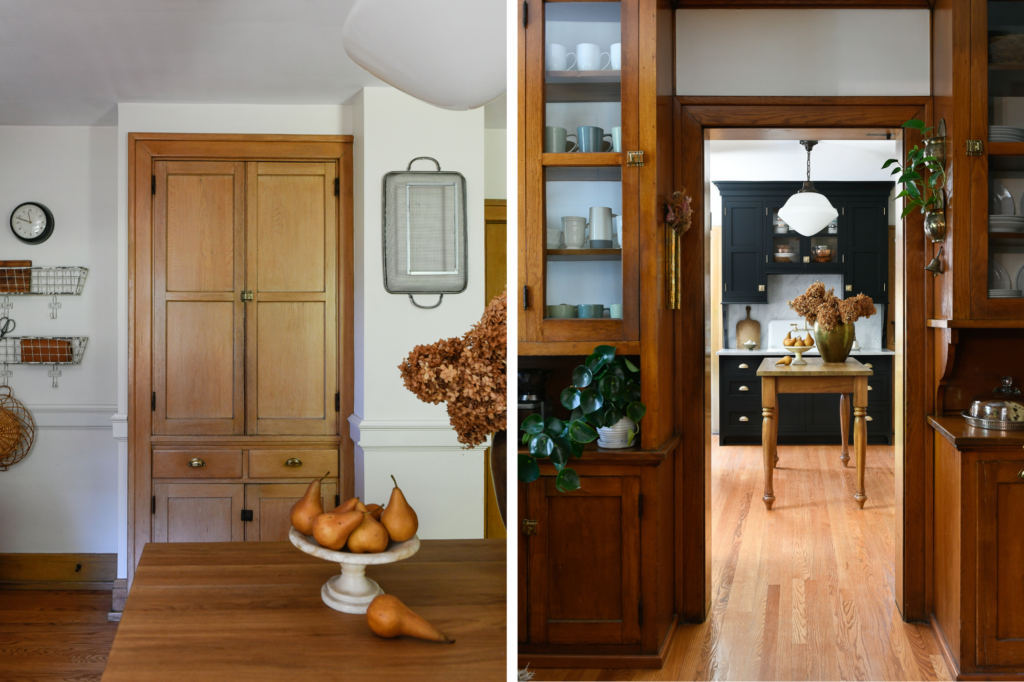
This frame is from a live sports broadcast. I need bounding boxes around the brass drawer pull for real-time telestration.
[868,386,873,391]
[284,458,303,468]
[739,386,749,392]
[739,416,749,422]
[738,363,749,369]
[187,458,205,468]
[864,363,873,368]
[1018,469,1024,480]
[866,416,874,422]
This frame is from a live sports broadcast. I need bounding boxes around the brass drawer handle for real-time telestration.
[739,416,749,422]
[1018,469,1024,480]
[866,416,874,422]
[868,386,873,391]
[284,458,303,468]
[187,458,205,468]
[738,363,749,369]
[739,386,749,392]
[864,363,873,368]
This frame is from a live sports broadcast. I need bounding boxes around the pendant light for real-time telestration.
[778,140,838,237]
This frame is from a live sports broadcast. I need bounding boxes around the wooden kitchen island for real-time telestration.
[102,540,505,681]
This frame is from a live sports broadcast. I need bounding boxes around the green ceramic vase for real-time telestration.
[813,321,855,363]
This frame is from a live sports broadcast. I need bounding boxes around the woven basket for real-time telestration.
[0,386,35,471]
[0,406,19,456]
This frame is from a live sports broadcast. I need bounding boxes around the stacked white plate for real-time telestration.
[989,215,1024,233]
[990,126,1024,142]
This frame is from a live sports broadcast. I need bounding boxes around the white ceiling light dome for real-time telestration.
[342,0,506,111]
[778,141,838,237]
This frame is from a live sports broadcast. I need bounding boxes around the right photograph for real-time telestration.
[516,2,1024,680]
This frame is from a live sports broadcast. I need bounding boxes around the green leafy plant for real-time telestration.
[517,345,646,492]
[883,119,946,219]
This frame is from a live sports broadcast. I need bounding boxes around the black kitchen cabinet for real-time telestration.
[722,199,766,303]
[844,200,890,301]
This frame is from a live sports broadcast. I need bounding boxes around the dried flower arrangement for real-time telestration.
[398,289,507,447]
[788,281,878,332]
[666,190,693,234]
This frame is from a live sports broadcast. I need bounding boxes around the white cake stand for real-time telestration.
[288,527,420,614]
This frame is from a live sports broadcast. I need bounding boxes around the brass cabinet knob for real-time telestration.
[284,458,303,468]
[187,458,205,468]
[738,363,749,369]
[739,416,749,422]
[739,386,749,392]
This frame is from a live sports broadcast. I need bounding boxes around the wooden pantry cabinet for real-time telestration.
[129,135,353,588]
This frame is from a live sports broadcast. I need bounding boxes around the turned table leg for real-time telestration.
[839,393,850,467]
[853,378,868,508]
[762,376,776,510]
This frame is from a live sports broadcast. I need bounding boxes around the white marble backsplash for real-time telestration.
[724,274,885,349]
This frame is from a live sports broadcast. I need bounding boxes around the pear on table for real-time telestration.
[366,594,454,644]
[381,475,419,542]
[289,472,330,536]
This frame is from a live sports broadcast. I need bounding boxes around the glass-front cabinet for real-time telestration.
[766,203,841,271]
[522,0,640,345]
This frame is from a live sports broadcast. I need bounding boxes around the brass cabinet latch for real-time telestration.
[522,519,538,536]
[758,285,765,292]
[241,290,254,302]
[966,140,984,156]
[626,151,644,167]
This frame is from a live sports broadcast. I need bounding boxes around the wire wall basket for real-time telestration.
[0,337,88,388]
[0,267,88,296]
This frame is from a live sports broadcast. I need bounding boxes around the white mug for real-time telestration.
[547,227,564,248]
[589,207,614,246]
[576,43,610,71]
[562,216,588,249]
[611,126,622,153]
[546,43,576,72]
[610,43,621,70]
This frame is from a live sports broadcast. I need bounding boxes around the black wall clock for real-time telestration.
[10,202,55,245]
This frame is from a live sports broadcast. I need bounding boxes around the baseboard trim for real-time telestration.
[0,553,116,590]
[518,615,677,670]
[930,614,961,680]
[111,578,127,612]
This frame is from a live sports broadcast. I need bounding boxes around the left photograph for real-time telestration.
[0,1,508,680]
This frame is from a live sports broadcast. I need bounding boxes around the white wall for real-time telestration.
[350,88,486,540]
[485,129,507,200]
[676,10,930,96]
[0,126,119,553]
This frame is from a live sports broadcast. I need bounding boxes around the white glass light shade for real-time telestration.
[342,0,505,111]
[777,191,838,237]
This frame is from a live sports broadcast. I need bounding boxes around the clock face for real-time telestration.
[10,202,54,244]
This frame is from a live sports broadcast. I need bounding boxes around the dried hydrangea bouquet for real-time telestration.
[788,281,877,363]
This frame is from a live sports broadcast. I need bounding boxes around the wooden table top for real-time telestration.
[756,356,872,377]
[102,540,506,682]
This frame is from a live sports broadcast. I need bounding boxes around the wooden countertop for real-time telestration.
[102,540,505,681]
[928,414,1024,447]
[756,357,872,377]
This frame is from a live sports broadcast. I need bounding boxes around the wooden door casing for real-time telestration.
[153,483,245,543]
[527,476,641,646]
[152,161,246,435]
[978,460,1024,668]
[244,480,338,542]
[246,162,339,436]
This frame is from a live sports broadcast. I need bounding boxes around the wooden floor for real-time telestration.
[530,441,951,681]
[0,590,117,682]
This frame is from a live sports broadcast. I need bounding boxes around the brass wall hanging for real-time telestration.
[665,190,693,309]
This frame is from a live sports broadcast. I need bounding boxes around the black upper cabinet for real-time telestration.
[716,181,892,304]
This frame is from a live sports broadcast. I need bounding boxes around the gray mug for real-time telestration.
[577,304,605,319]
[545,126,578,154]
[577,126,613,153]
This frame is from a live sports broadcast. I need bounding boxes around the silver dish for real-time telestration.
[961,411,1024,431]
[963,376,1024,430]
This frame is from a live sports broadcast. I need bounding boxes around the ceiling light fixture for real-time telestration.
[778,140,838,237]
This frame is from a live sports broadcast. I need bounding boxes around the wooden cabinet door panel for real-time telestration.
[153,161,245,435]
[978,461,1024,667]
[244,481,337,542]
[246,162,338,435]
[527,476,640,646]
[723,201,766,303]
[153,483,244,543]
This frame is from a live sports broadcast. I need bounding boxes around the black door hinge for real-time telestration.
[241,509,253,522]
[335,494,340,508]
[151,496,156,514]
[522,0,528,27]
[335,392,340,412]
[638,493,643,519]
[334,177,340,196]
[151,392,156,411]
[151,175,156,195]
[639,600,643,627]
[522,285,528,310]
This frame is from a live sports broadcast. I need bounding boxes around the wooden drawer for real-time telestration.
[152,450,243,479]
[248,450,337,478]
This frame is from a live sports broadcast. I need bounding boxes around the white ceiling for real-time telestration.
[0,0,507,126]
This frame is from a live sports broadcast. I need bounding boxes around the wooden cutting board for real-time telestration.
[736,306,761,349]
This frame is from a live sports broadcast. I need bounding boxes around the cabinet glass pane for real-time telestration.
[769,209,799,265]
[809,235,839,264]
[545,167,624,318]
[544,2,622,153]
[988,2,1024,299]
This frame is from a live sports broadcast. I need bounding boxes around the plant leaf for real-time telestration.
[518,454,540,483]
[572,365,593,389]
[544,416,566,437]
[881,158,897,169]
[627,428,637,447]
[588,407,607,428]
[561,387,581,410]
[902,118,926,130]
[584,352,607,375]
[627,401,647,422]
[522,413,545,435]
[623,357,640,372]
[580,388,604,414]
[530,433,554,458]
[522,431,530,444]
[553,436,574,459]
[571,440,585,458]
[604,406,622,426]
[555,467,581,492]
[594,345,617,361]
[549,442,568,471]
[569,407,586,423]
[569,420,598,443]
[599,375,623,400]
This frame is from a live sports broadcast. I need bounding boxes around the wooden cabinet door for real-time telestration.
[723,200,766,303]
[153,483,244,543]
[527,476,640,645]
[978,461,1024,667]
[244,480,337,542]
[246,162,338,435]
[844,200,888,302]
[152,161,246,435]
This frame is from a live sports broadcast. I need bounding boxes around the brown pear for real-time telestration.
[354,499,369,513]
[290,472,330,535]
[333,496,361,514]
[366,594,454,643]
[366,503,384,521]
[311,510,363,550]
[381,475,418,542]
[346,513,390,553]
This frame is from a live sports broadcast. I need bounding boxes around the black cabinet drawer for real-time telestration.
[857,356,891,374]
[867,373,891,401]
[725,377,760,398]
[720,356,761,375]
[723,400,762,429]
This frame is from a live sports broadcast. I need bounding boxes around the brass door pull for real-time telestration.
[285,458,303,468]
[739,416,749,422]
[866,416,874,422]
[738,363,749,369]
[188,458,205,468]
[739,386,749,392]
[868,386,873,391]
[522,519,538,536]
